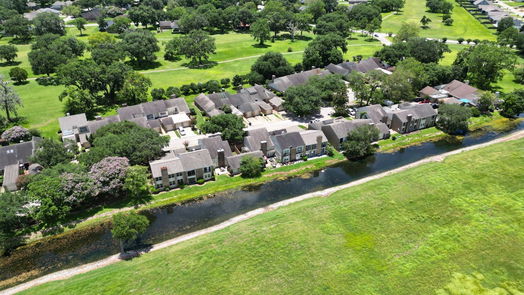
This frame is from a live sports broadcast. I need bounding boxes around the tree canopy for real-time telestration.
[121,29,160,64]
[436,104,472,135]
[240,156,265,178]
[249,52,294,84]
[79,121,169,167]
[200,113,245,143]
[342,125,380,159]
[111,212,150,253]
[283,84,323,117]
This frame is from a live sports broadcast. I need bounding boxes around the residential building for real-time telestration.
[312,118,389,150]
[158,20,180,32]
[195,85,281,118]
[299,130,328,158]
[267,68,331,93]
[23,8,60,20]
[420,80,481,105]
[244,128,275,157]
[226,151,265,175]
[389,103,438,134]
[271,131,306,163]
[326,58,390,76]
[149,149,214,190]
[356,104,388,124]
[1,137,42,192]
[198,135,232,167]
[50,1,73,10]
[58,98,191,146]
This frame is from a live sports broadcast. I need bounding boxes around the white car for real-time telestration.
[178,127,186,136]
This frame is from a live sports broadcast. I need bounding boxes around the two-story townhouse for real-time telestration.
[271,132,306,163]
[149,149,214,190]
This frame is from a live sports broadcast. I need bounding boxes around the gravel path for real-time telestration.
[3,130,523,295]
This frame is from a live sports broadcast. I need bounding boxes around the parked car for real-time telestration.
[178,126,186,136]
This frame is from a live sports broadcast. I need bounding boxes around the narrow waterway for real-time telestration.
[1,119,523,290]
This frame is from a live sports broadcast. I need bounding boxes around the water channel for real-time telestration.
[1,119,523,290]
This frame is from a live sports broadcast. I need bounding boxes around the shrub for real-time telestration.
[287,47,293,52]
[197,178,205,184]
[9,67,28,84]
[89,156,129,196]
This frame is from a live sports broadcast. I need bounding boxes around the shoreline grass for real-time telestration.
[18,137,524,295]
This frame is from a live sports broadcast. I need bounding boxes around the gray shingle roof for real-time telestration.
[323,119,374,139]
[0,137,41,172]
[58,114,88,135]
[272,132,305,149]
[178,149,214,171]
[244,128,275,151]
[300,130,327,145]
[165,98,190,114]
[268,68,331,93]
[2,164,19,191]
[357,104,387,123]
[199,136,232,161]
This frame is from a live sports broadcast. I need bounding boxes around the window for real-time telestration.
[176,172,183,177]
[204,166,212,173]
[187,170,196,176]
[146,114,154,120]
[283,149,290,156]
[296,146,303,153]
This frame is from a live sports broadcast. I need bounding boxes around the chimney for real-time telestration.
[66,113,70,116]
[160,167,169,189]
[217,148,225,167]
[465,80,470,85]
[260,140,268,156]
[316,135,322,155]
[311,66,316,69]
[95,115,102,121]
[271,74,276,83]
[289,146,296,161]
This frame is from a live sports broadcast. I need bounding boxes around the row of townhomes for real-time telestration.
[471,0,523,28]
[55,57,479,192]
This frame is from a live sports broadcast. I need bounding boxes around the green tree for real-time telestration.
[178,30,216,65]
[29,35,86,76]
[405,37,450,63]
[240,156,265,178]
[309,74,348,114]
[496,17,514,33]
[477,92,496,114]
[347,70,386,106]
[79,121,169,166]
[342,124,380,159]
[263,0,292,41]
[62,5,82,17]
[200,114,245,143]
[302,33,347,69]
[60,87,99,118]
[71,17,88,35]
[9,67,28,84]
[250,18,271,45]
[283,84,322,117]
[250,52,294,83]
[3,15,32,40]
[0,45,18,63]
[121,29,160,65]
[393,22,420,43]
[294,12,313,36]
[117,71,152,105]
[107,16,132,34]
[500,89,524,118]
[124,165,152,206]
[33,12,66,35]
[87,32,117,48]
[164,38,182,61]
[0,192,30,255]
[420,15,431,28]
[454,42,516,90]
[383,70,415,103]
[436,104,472,135]
[346,3,382,31]
[314,12,351,38]
[307,0,326,21]
[31,138,74,167]
[111,212,150,253]
[91,42,124,65]
[497,27,519,47]
[0,79,22,122]
[27,175,71,229]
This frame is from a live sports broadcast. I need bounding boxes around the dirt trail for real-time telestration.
[3,130,524,295]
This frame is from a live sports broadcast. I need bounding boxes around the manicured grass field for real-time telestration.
[20,138,524,295]
[381,0,496,40]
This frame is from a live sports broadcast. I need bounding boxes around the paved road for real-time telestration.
[495,0,524,17]
[3,129,524,295]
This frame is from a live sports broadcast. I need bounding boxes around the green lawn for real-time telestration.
[20,137,524,295]
[381,0,496,40]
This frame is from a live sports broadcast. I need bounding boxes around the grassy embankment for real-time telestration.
[20,137,524,295]
[381,0,496,40]
[378,111,523,152]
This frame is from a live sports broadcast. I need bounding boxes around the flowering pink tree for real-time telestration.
[89,157,130,196]
[1,126,31,143]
